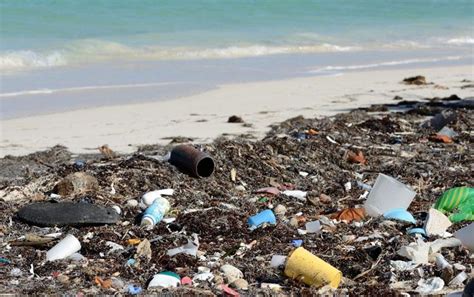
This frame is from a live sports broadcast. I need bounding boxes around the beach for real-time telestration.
[1,1,474,295]
[1,64,473,157]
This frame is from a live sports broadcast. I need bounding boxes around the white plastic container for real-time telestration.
[454,223,474,252]
[364,174,416,217]
[46,234,81,261]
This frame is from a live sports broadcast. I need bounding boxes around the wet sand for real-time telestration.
[1,65,473,157]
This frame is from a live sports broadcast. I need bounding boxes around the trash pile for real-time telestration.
[0,96,473,295]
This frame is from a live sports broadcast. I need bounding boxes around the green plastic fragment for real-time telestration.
[434,187,474,222]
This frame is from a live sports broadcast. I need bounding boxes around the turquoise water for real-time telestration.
[1,0,473,70]
[1,1,473,119]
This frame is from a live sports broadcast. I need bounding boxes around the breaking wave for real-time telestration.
[0,40,359,72]
[0,50,67,71]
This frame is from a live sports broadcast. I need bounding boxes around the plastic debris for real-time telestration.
[429,238,462,254]
[437,126,459,138]
[127,284,142,295]
[248,209,276,230]
[434,187,474,222]
[292,239,303,247]
[454,222,474,251]
[219,284,240,297]
[111,205,121,214]
[416,277,444,294]
[421,110,456,130]
[304,221,321,234]
[46,234,81,261]
[141,197,170,229]
[397,239,430,264]
[193,272,214,282]
[135,239,152,263]
[430,134,453,143]
[449,271,468,287]
[398,237,462,264]
[331,208,365,222]
[106,241,124,254]
[148,271,181,288]
[407,228,427,237]
[127,239,141,245]
[10,268,23,277]
[0,258,11,266]
[434,254,451,269]
[390,260,418,272]
[261,283,282,291]
[364,174,416,217]
[94,276,112,289]
[67,252,85,262]
[180,276,192,285]
[273,204,287,216]
[231,278,249,290]
[17,202,120,227]
[284,247,342,288]
[255,187,280,195]
[344,181,352,192]
[270,255,287,268]
[167,235,199,257]
[282,190,307,201]
[424,208,452,236]
[346,150,367,165]
[356,181,372,191]
[383,208,416,224]
[220,264,243,283]
[141,189,174,208]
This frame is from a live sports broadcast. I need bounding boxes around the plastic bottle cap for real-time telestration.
[141,216,155,227]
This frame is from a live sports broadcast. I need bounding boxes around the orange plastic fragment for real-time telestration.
[126,239,141,245]
[347,150,367,165]
[94,276,112,289]
[430,134,453,143]
[306,128,319,136]
[330,208,366,222]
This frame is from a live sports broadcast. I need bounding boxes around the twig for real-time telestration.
[34,158,54,169]
[353,252,386,281]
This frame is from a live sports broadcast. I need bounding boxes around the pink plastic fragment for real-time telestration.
[220,284,240,297]
[181,276,192,286]
[255,187,280,195]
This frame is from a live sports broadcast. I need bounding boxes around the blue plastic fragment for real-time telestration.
[292,240,303,247]
[407,228,427,236]
[126,258,136,267]
[356,181,372,191]
[383,208,416,224]
[0,258,11,265]
[128,285,142,295]
[74,160,85,169]
[248,209,276,230]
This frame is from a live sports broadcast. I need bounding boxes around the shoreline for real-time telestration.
[1,64,473,157]
[2,48,472,120]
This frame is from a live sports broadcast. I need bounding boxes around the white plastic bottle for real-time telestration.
[141,197,170,228]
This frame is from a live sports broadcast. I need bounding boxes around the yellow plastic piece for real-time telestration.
[284,247,342,288]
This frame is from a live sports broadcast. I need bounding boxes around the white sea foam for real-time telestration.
[1,36,471,72]
[0,50,67,71]
[308,56,465,73]
[0,40,360,71]
[0,82,181,98]
[446,37,474,45]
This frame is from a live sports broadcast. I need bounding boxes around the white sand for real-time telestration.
[1,65,473,157]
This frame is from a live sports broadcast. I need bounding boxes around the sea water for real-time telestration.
[1,0,473,118]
